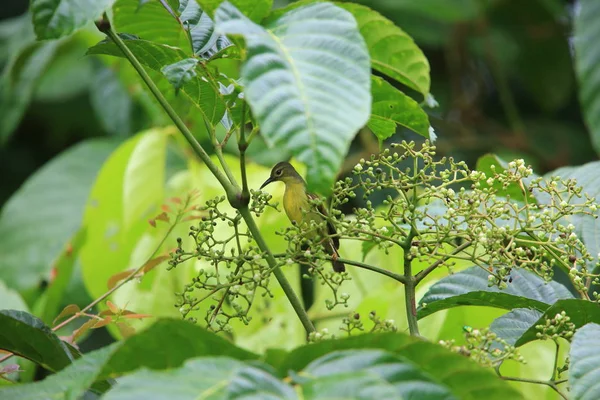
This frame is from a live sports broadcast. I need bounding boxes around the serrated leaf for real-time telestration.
[339,3,430,97]
[417,266,574,319]
[0,139,118,292]
[302,371,400,399]
[88,39,226,125]
[570,323,600,400]
[161,58,199,92]
[30,0,115,39]
[489,308,543,347]
[0,41,59,144]
[215,1,371,193]
[515,299,600,347]
[368,75,430,141]
[0,310,77,372]
[574,0,600,154]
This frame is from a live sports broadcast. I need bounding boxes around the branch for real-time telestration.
[97,16,315,335]
[415,241,473,284]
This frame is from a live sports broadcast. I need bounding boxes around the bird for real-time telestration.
[260,161,345,272]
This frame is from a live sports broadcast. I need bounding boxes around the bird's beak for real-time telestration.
[260,177,275,190]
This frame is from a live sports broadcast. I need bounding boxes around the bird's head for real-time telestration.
[260,161,304,189]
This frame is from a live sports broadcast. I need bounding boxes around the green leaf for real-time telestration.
[37,230,86,325]
[0,310,77,372]
[303,349,454,400]
[0,139,118,292]
[515,299,600,347]
[570,323,600,400]
[274,332,523,399]
[0,41,59,145]
[475,154,537,203]
[178,0,233,57]
[30,0,115,39]
[0,345,115,400]
[113,0,187,49]
[302,371,400,399]
[103,357,294,399]
[90,64,132,136]
[575,0,600,155]
[88,38,226,125]
[198,0,273,22]
[0,282,28,312]
[0,318,256,399]
[80,129,167,302]
[215,1,371,193]
[417,266,574,319]
[368,75,430,141]
[489,308,543,346]
[542,161,600,271]
[161,58,199,92]
[339,3,430,97]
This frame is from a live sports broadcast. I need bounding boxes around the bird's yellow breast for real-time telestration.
[283,181,309,224]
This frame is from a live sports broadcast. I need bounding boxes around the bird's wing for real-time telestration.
[307,192,340,249]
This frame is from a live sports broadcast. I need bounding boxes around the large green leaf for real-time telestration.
[113,0,187,49]
[570,323,600,400]
[541,161,600,271]
[303,349,455,400]
[0,139,118,292]
[215,1,371,193]
[103,358,295,399]
[417,267,574,319]
[273,332,524,399]
[197,0,273,22]
[515,299,600,347]
[575,0,600,155]
[0,310,77,372]
[80,129,167,302]
[30,0,115,39]
[0,318,256,399]
[88,38,226,125]
[0,41,59,144]
[339,3,430,97]
[489,308,543,346]
[368,75,430,141]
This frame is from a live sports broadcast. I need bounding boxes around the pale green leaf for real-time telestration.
[30,0,115,39]
[215,1,371,193]
[80,129,167,302]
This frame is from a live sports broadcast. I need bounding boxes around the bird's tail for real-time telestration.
[325,240,346,273]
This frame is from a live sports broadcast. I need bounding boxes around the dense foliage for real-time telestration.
[1,1,600,399]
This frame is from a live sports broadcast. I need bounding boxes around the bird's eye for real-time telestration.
[275,169,282,176]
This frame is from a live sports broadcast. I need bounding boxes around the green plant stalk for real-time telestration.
[239,208,316,332]
[100,18,315,335]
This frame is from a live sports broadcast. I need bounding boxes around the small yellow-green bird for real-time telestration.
[260,162,345,272]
